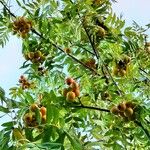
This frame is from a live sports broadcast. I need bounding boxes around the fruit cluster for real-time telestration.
[63,77,80,102]
[12,17,32,38]
[24,51,45,64]
[23,104,46,127]
[113,55,131,76]
[19,75,32,90]
[110,101,136,120]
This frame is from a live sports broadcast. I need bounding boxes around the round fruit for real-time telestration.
[23,113,32,123]
[40,106,47,116]
[117,102,126,112]
[64,48,71,54]
[28,52,34,59]
[71,82,79,90]
[124,107,133,117]
[66,77,74,85]
[74,89,80,97]
[110,106,119,115]
[34,51,42,58]
[30,104,38,112]
[97,27,105,38]
[119,69,126,76]
[66,91,76,101]
[125,101,135,109]
[63,88,69,97]
[123,56,131,64]
[42,115,46,123]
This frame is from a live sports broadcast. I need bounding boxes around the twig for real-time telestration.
[82,22,99,59]
[0,0,16,18]
[70,104,110,113]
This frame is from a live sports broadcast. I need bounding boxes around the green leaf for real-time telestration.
[65,132,83,150]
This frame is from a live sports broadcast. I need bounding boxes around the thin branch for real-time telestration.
[82,23,99,59]
[0,0,16,18]
[70,104,110,113]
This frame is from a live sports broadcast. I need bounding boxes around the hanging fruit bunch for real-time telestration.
[19,75,34,90]
[23,104,47,127]
[24,50,45,64]
[113,55,131,76]
[12,17,32,38]
[110,101,136,121]
[63,77,80,102]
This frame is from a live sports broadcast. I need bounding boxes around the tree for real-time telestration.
[0,0,150,149]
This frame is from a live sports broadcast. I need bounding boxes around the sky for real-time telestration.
[0,0,150,95]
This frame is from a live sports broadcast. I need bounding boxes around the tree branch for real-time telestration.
[69,104,110,113]
[0,0,16,18]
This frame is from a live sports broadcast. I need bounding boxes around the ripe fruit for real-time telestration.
[117,102,126,112]
[34,51,42,58]
[74,89,80,97]
[124,107,133,117]
[125,101,135,109]
[64,48,71,54]
[40,106,46,116]
[110,106,119,115]
[66,91,76,101]
[42,115,46,123]
[71,82,79,90]
[123,56,131,64]
[97,27,105,38]
[30,104,38,112]
[66,77,74,85]
[63,88,70,97]
[23,113,32,123]
[28,52,34,59]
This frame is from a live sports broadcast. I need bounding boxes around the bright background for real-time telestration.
[0,0,150,95]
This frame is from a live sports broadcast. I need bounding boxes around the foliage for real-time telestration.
[0,0,150,149]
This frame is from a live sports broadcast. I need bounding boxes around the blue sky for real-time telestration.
[0,0,150,95]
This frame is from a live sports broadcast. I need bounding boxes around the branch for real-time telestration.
[134,120,150,140]
[69,104,110,113]
[82,21,99,59]
[0,1,16,18]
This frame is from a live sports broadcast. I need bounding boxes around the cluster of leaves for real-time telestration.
[0,0,150,149]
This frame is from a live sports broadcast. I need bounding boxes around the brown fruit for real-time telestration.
[66,91,76,101]
[23,113,32,123]
[110,106,119,115]
[42,115,46,123]
[30,104,39,112]
[63,88,68,97]
[123,56,131,64]
[125,101,135,109]
[34,51,42,58]
[74,89,80,97]
[66,77,74,85]
[124,107,133,117]
[119,69,126,76]
[117,102,126,112]
[64,48,71,54]
[119,111,126,117]
[28,52,34,59]
[97,27,105,38]
[40,106,47,116]
[71,82,79,90]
